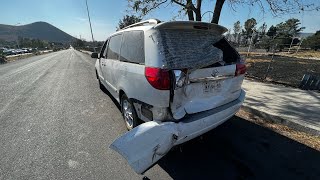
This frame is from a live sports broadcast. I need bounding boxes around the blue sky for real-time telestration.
[1,0,319,41]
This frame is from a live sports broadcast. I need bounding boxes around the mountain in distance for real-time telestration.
[297,32,314,39]
[0,21,76,43]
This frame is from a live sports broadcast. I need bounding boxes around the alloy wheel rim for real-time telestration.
[122,99,133,128]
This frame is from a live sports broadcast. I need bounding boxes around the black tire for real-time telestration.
[95,70,99,79]
[98,78,105,90]
[121,94,139,130]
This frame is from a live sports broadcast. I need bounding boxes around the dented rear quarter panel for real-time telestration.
[114,61,170,108]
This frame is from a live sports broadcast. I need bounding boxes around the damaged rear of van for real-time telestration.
[98,20,246,174]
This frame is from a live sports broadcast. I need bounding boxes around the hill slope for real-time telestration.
[0,22,76,43]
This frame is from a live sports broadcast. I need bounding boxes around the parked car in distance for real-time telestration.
[22,48,30,53]
[92,19,246,174]
[3,49,16,56]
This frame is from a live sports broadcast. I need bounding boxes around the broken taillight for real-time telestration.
[235,64,246,76]
[173,70,187,88]
[145,67,171,90]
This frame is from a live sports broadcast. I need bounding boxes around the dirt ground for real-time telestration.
[244,54,320,87]
[237,108,320,151]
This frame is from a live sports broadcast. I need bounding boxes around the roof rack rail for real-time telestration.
[120,19,161,30]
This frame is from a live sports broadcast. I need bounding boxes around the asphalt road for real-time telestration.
[0,49,319,180]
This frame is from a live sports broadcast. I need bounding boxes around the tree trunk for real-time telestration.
[186,0,195,21]
[211,0,225,24]
[195,0,202,21]
[187,9,195,21]
[195,10,201,21]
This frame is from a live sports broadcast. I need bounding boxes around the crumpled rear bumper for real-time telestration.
[174,89,246,145]
[110,89,246,174]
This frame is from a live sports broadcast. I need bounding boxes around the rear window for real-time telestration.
[120,31,145,64]
[107,34,122,60]
[156,29,224,69]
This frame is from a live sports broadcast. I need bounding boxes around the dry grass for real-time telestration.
[245,54,320,87]
[6,54,35,62]
[287,51,320,59]
[237,108,320,151]
[5,52,52,62]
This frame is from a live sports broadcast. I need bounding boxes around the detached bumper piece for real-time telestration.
[110,90,246,174]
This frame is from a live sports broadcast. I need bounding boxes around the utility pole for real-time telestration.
[85,0,95,52]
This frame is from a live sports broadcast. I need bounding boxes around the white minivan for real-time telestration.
[92,19,246,174]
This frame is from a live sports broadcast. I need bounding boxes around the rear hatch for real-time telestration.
[154,22,246,119]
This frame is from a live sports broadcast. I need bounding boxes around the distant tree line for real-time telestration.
[302,31,320,50]
[228,18,320,51]
[72,39,104,52]
[0,36,68,50]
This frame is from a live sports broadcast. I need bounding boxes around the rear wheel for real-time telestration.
[98,79,105,90]
[121,94,139,130]
[96,71,105,91]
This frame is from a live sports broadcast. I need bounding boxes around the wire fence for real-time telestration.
[233,42,320,90]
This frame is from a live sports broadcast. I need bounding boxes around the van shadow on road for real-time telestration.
[98,82,320,180]
[155,116,320,180]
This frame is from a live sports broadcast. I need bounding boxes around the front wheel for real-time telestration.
[121,94,139,130]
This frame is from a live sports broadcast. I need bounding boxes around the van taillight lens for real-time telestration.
[145,67,170,90]
[235,64,246,76]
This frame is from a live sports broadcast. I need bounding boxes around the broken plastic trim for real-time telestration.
[110,121,178,174]
[110,90,246,174]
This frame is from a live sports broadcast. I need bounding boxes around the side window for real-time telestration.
[120,31,145,64]
[100,39,108,58]
[106,34,122,60]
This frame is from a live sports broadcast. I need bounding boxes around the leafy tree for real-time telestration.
[275,18,305,37]
[128,0,319,24]
[73,39,85,48]
[302,31,320,50]
[261,19,304,51]
[266,25,277,37]
[243,18,257,40]
[117,15,142,30]
[257,23,267,38]
[233,21,241,44]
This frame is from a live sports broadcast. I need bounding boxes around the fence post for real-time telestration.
[287,37,294,53]
[295,39,304,54]
[264,43,277,81]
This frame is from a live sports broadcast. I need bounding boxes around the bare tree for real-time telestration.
[129,0,202,21]
[129,0,319,24]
